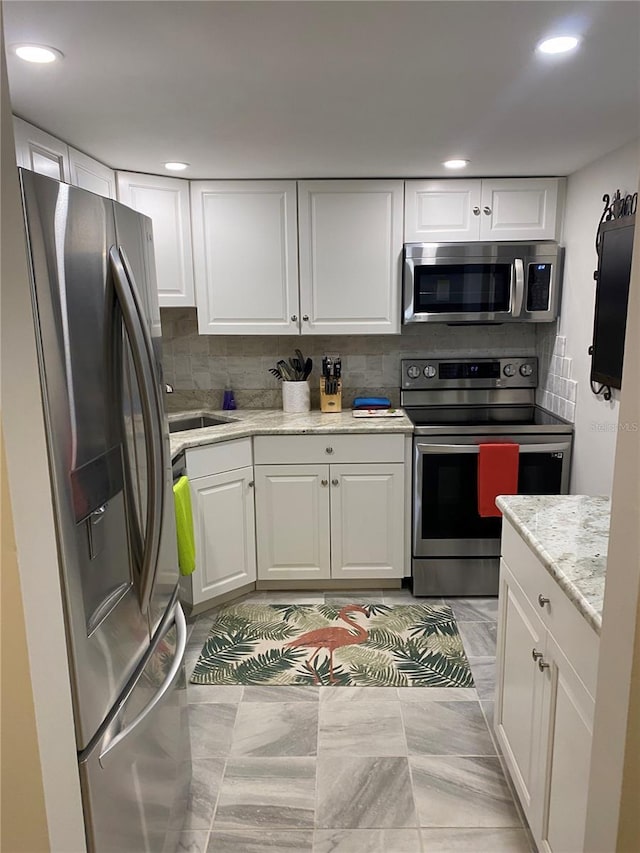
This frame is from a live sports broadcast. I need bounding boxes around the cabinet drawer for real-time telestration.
[253,433,405,465]
[501,522,599,696]
[186,438,252,479]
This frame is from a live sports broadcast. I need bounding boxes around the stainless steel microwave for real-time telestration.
[403,241,563,324]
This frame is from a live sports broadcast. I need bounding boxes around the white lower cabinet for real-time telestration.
[182,440,256,606]
[330,464,404,580]
[254,448,404,582]
[538,632,594,853]
[495,523,598,853]
[254,465,331,581]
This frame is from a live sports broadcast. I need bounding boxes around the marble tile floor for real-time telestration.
[170,591,532,853]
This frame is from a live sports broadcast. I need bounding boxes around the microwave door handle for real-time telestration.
[512,259,525,317]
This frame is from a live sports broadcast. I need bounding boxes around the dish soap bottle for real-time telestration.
[222,386,236,410]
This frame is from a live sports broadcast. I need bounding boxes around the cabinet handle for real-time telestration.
[248,481,254,487]
[532,648,543,661]
[538,658,550,672]
[321,479,328,487]
[302,314,309,321]
[326,447,334,455]
[538,594,550,608]
[332,478,339,486]
[473,206,481,215]
[483,205,492,215]
[291,314,298,322]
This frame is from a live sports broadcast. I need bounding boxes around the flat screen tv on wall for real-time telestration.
[590,214,636,389]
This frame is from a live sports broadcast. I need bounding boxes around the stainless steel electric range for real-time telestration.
[401,356,573,597]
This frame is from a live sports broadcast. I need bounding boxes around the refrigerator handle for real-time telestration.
[98,603,187,769]
[109,245,165,614]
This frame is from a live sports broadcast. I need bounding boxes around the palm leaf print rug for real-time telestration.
[190,602,474,688]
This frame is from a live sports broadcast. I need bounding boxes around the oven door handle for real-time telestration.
[415,442,569,455]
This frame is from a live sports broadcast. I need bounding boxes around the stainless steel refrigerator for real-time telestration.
[18,169,191,852]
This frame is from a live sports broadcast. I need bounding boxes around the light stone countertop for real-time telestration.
[496,494,610,634]
[169,408,414,457]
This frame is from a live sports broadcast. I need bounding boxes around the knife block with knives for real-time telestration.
[320,355,342,413]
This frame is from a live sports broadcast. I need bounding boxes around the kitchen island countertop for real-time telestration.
[496,494,610,634]
[169,408,414,457]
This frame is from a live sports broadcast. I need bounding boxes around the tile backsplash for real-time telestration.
[161,308,537,411]
[536,326,578,421]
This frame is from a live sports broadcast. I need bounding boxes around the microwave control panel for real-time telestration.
[527,263,553,312]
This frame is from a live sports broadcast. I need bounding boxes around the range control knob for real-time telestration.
[407,365,421,379]
[424,365,437,379]
[503,363,516,377]
[520,363,534,377]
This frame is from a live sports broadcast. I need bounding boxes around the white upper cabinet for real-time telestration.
[480,179,562,241]
[191,181,299,335]
[405,178,563,242]
[68,148,116,199]
[13,116,70,182]
[117,172,195,308]
[404,180,482,242]
[298,180,404,335]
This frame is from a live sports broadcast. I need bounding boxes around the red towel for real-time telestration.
[477,443,519,518]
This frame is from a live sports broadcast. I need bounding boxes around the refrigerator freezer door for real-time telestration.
[19,170,152,749]
[79,601,190,853]
[113,201,179,637]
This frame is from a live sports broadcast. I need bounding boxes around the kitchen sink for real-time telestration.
[168,415,234,433]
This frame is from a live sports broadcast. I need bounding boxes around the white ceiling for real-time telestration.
[4,1,640,179]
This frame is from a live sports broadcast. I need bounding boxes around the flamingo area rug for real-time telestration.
[190,602,474,688]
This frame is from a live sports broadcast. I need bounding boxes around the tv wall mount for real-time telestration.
[589,189,638,401]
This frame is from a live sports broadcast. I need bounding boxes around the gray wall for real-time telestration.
[161,307,537,412]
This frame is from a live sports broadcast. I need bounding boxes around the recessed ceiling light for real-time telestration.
[443,159,469,170]
[537,35,580,55]
[164,162,189,171]
[13,44,63,64]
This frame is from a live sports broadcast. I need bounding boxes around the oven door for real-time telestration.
[413,435,571,558]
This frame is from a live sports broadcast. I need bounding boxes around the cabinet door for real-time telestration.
[255,465,330,581]
[404,180,482,242]
[191,181,299,335]
[298,180,403,334]
[117,172,195,307]
[190,466,257,603]
[479,179,561,241]
[494,561,546,827]
[68,148,116,198]
[13,116,70,181]
[537,633,594,853]
[329,463,404,579]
